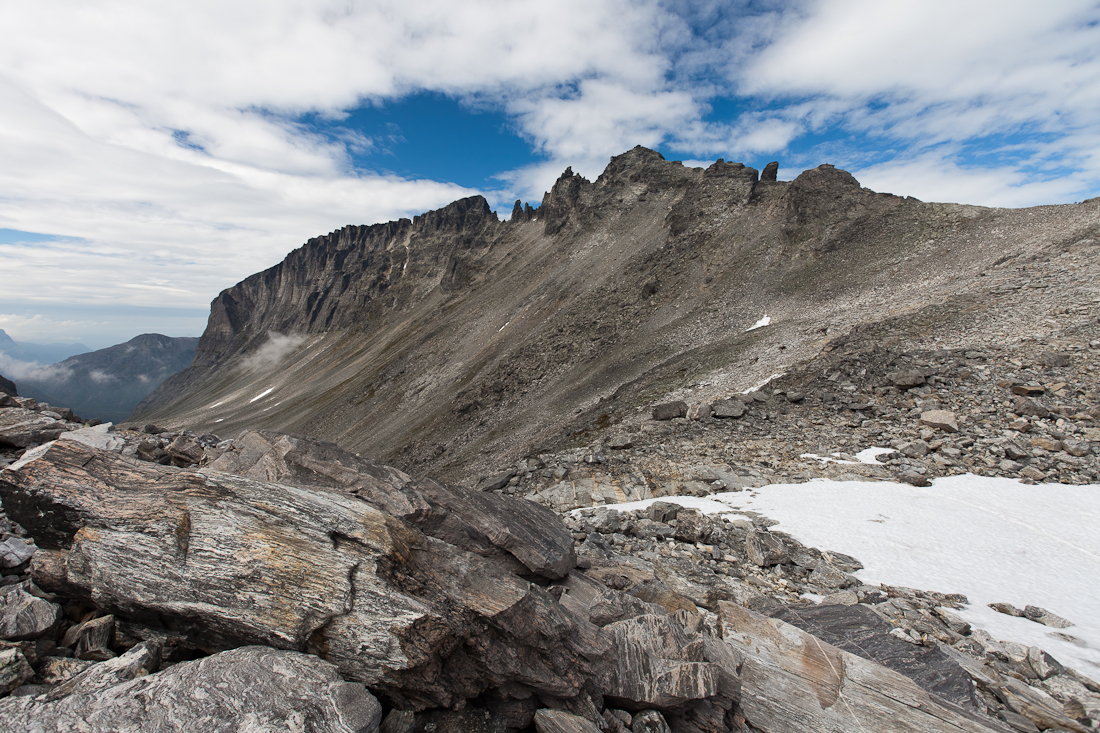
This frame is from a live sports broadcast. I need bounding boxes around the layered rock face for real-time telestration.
[132,147,1100,484]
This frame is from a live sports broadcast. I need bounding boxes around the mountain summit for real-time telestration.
[133,147,1100,483]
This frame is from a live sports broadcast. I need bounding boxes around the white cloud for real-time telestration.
[853,151,1092,208]
[0,314,105,344]
[240,333,307,372]
[88,369,115,385]
[728,0,1100,204]
[0,353,73,383]
[0,1,695,315]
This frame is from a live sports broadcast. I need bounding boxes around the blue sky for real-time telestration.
[1,0,1099,351]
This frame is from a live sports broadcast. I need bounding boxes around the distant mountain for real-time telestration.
[0,328,88,365]
[17,333,198,422]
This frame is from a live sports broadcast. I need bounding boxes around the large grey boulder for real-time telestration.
[599,613,740,730]
[0,408,79,448]
[766,602,979,710]
[209,430,576,579]
[0,439,606,710]
[0,585,60,641]
[0,644,383,732]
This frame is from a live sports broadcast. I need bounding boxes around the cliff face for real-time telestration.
[134,146,1100,483]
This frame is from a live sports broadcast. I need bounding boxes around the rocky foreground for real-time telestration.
[1,388,1099,731]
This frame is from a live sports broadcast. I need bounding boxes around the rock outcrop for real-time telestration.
[0,644,382,732]
[0,440,606,710]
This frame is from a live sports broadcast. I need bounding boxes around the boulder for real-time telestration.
[0,644,383,733]
[600,613,739,728]
[807,561,857,590]
[0,536,36,568]
[0,586,60,641]
[63,614,116,661]
[710,399,745,419]
[766,602,979,710]
[477,470,517,492]
[1038,351,1071,367]
[0,408,78,448]
[535,709,603,733]
[1013,397,1050,419]
[166,434,205,466]
[746,531,789,567]
[57,423,125,452]
[652,402,687,421]
[919,410,959,433]
[685,402,711,420]
[209,430,576,579]
[672,510,713,544]
[630,710,671,732]
[891,371,926,389]
[1022,605,1073,629]
[761,161,779,182]
[0,648,32,695]
[0,440,607,709]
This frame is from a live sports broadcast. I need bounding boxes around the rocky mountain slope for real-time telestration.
[17,334,198,423]
[132,146,1100,485]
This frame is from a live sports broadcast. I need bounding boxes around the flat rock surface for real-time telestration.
[718,601,1007,733]
[768,602,978,710]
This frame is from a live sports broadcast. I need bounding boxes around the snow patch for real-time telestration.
[207,401,224,409]
[727,475,1100,677]
[214,418,224,423]
[580,473,1100,677]
[747,314,771,330]
[249,388,274,403]
[743,373,784,395]
[855,447,896,464]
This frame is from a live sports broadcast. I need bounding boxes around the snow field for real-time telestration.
[582,473,1100,677]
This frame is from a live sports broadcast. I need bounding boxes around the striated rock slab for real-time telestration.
[767,602,978,710]
[0,586,60,641]
[535,709,604,733]
[0,408,79,448]
[0,644,382,732]
[600,613,741,731]
[210,430,576,579]
[718,601,1007,732]
[0,439,607,709]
